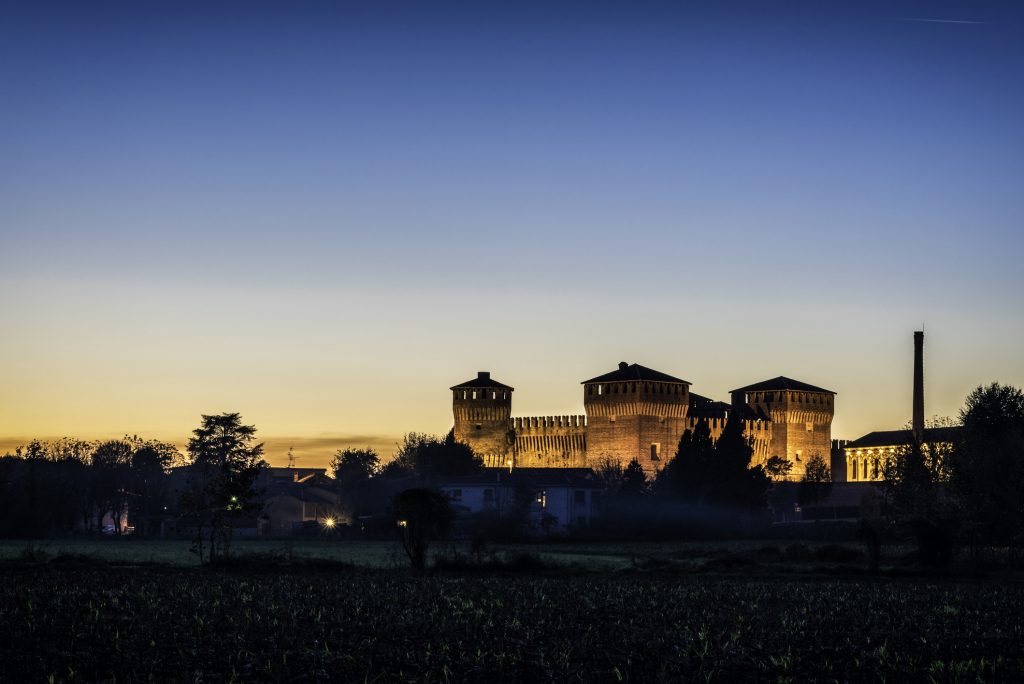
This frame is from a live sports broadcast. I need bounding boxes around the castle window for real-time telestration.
[475,424,482,431]
[806,422,813,432]
[609,415,616,422]
[598,385,603,395]
[650,443,661,460]
[472,391,477,399]
[536,490,547,508]
[492,391,496,399]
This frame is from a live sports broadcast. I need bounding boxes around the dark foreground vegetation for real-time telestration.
[1,560,1022,683]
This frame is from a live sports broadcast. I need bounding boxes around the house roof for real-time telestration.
[451,371,514,391]
[731,376,835,395]
[582,362,689,385]
[438,467,599,489]
[846,426,961,450]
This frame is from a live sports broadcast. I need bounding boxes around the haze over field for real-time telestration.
[2,1,1022,467]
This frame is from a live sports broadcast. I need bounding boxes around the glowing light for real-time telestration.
[322,517,336,529]
[397,519,408,528]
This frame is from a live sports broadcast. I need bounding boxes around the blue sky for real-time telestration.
[2,1,1022,465]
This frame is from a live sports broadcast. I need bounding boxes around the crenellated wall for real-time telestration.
[510,415,587,468]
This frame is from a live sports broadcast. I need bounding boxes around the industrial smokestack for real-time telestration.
[913,331,924,442]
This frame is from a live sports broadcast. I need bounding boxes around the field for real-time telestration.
[2,540,1022,682]
[0,537,910,571]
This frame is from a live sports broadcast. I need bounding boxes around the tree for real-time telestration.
[659,418,768,509]
[392,488,454,570]
[92,440,134,534]
[182,413,268,564]
[949,383,1024,553]
[620,459,648,497]
[126,437,180,537]
[797,453,832,521]
[331,448,380,485]
[330,448,381,517]
[657,421,716,499]
[764,456,792,483]
[393,431,482,480]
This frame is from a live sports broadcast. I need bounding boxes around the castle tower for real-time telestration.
[731,376,835,479]
[582,361,690,473]
[451,372,514,465]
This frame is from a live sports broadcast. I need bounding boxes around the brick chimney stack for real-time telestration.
[913,331,925,443]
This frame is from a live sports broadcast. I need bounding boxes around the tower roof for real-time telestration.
[450,371,514,391]
[582,361,689,385]
[731,376,835,395]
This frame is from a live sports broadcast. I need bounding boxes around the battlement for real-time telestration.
[513,415,587,431]
[510,414,587,469]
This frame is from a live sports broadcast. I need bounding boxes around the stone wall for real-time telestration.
[510,415,587,468]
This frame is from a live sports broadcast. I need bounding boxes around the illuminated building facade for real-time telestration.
[451,362,835,479]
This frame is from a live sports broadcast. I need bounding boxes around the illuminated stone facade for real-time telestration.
[842,427,960,482]
[452,363,835,479]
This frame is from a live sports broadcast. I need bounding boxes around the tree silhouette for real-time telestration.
[797,454,832,521]
[394,430,482,481]
[392,488,454,571]
[949,383,1024,550]
[182,413,268,564]
[330,448,381,517]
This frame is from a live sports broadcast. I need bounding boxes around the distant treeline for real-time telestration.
[0,436,181,538]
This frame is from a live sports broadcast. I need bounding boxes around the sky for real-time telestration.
[2,0,1022,467]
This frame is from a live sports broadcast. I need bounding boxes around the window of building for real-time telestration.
[475,424,482,431]
[795,450,802,462]
[597,385,603,395]
[806,422,814,432]
[650,443,661,460]
[472,391,477,399]
[608,415,616,422]
[536,490,547,508]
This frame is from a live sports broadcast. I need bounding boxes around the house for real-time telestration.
[437,468,603,533]
[258,468,343,535]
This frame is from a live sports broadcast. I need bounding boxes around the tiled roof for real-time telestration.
[731,376,835,395]
[451,371,514,391]
[846,426,961,449]
[582,362,689,385]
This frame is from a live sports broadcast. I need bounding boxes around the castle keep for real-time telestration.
[452,362,835,479]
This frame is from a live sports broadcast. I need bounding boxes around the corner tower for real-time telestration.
[731,376,835,479]
[451,372,514,464]
[582,362,690,473]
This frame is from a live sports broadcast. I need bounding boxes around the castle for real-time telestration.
[452,362,835,479]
